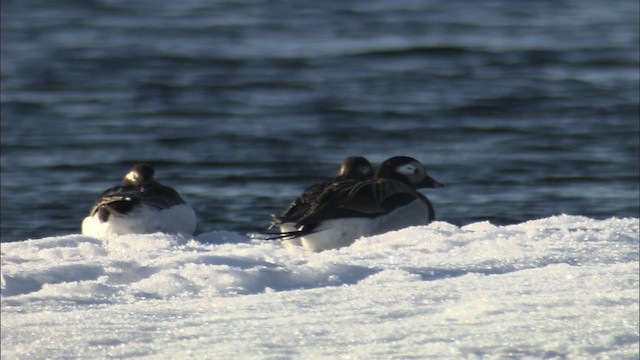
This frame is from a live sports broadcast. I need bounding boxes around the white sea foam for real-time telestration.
[1,215,638,359]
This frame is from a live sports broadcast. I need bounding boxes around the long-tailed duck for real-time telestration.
[270,156,373,247]
[270,156,373,228]
[276,156,443,252]
[81,164,196,238]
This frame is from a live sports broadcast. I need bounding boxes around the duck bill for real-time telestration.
[417,175,444,189]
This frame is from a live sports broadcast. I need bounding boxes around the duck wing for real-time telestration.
[270,181,328,228]
[295,179,418,227]
[88,182,184,216]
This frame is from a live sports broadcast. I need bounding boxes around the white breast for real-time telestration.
[82,204,196,239]
[299,217,373,252]
[295,198,430,252]
[369,198,431,235]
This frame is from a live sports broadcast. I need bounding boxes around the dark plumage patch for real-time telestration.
[97,199,141,222]
[97,207,111,222]
[87,164,186,222]
[270,156,373,229]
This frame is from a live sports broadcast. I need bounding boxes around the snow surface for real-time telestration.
[1,215,639,359]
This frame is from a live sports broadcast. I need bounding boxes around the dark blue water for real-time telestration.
[2,0,638,242]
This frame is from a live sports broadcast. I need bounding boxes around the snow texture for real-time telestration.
[1,215,639,359]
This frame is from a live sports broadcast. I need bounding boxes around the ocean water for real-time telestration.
[1,0,638,242]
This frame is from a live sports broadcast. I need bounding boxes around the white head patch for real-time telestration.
[125,171,139,183]
[396,163,418,176]
[395,162,425,184]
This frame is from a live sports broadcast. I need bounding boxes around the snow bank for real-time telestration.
[1,215,638,359]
